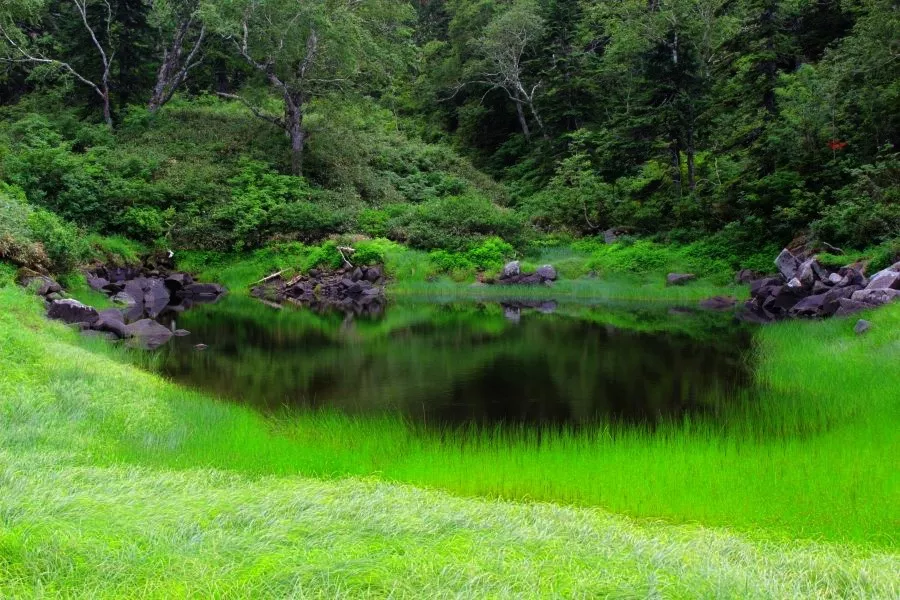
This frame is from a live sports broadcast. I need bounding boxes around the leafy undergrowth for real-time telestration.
[0,281,897,596]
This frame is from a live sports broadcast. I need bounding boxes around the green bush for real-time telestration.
[27,208,91,273]
[0,183,88,273]
[392,193,526,252]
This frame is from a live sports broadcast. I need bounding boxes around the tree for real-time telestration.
[204,0,410,176]
[148,0,205,112]
[469,0,547,141]
[0,0,116,126]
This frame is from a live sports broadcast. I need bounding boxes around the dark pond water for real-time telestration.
[149,295,755,428]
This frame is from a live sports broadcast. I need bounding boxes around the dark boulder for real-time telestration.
[364,266,382,283]
[86,275,110,292]
[502,261,521,279]
[18,272,62,297]
[47,299,99,325]
[164,273,192,294]
[350,267,364,282]
[851,288,900,306]
[143,278,171,318]
[866,270,900,291]
[126,319,173,349]
[750,277,783,296]
[666,273,696,286]
[735,269,761,284]
[94,309,129,338]
[775,249,801,281]
[789,293,829,317]
[834,298,873,317]
[854,319,871,335]
[536,264,558,281]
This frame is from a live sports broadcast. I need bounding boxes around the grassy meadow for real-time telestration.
[0,263,898,596]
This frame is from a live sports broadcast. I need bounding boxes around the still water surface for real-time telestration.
[153,296,754,427]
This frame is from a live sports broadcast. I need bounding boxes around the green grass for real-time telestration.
[0,281,898,596]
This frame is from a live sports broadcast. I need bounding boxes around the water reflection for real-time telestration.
[154,297,754,427]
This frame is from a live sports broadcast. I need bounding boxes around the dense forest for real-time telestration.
[1,0,898,272]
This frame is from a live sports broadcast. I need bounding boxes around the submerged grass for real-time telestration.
[0,282,898,596]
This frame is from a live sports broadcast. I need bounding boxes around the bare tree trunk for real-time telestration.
[149,19,205,114]
[101,91,112,127]
[285,93,306,176]
[515,100,531,141]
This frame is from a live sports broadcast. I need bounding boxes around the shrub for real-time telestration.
[392,193,526,252]
[27,208,91,273]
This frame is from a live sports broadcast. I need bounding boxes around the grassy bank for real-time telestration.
[0,274,897,596]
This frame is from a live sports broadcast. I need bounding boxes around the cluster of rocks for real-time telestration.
[251,264,386,315]
[493,261,558,285]
[742,248,900,322]
[19,259,225,349]
[85,263,225,322]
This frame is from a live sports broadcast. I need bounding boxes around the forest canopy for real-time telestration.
[1,0,897,263]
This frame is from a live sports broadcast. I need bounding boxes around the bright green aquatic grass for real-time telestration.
[0,284,898,596]
[1,280,896,548]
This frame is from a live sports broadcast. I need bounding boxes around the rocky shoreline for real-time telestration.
[251,264,386,315]
[740,249,900,322]
[19,257,225,349]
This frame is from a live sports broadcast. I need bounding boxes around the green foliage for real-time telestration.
[394,193,526,252]
[0,183,88,273]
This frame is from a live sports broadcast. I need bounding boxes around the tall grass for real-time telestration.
[0,281,897,596]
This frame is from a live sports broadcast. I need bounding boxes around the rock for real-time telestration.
[519,273,543,285]
[796,258,825,288]
[868,262,900,282]
[364,266,382,283]
[350,267,364,282]
[834,298,872,317]
[124,280,146,313]
[194,343,208,351]
[143,278,171,318]
[838,267,867,288]
[173,329,190,336]
[602,227,631,244]
[762,285,804,314]
[536,264,557,281]
[94,309,129,338]
[86,275,110,292]
[853,319,871,335]
[866,270,900,291]
[111,292,138,306]
[180,282,225,298]
[775,249,801,281]
[502,261,521,279]
[47,299,99,325]
[789,293,829,317]
[827,272,843,285]
[666,273,696,286]
[125,319,173,349]
[850,288,900,306]
[46,293,63,301]
[786,277,804,289]
[750,277,783,296]
[811,281,830,295]
[19,274,62,297]
[700,296,737,310]
[164,273,190,294]
[735,269,761,284]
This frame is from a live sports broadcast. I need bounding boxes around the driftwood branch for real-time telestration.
[337,246,355,268]
[251,270,285,286]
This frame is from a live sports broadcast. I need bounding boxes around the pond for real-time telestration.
[150,295,756,428]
